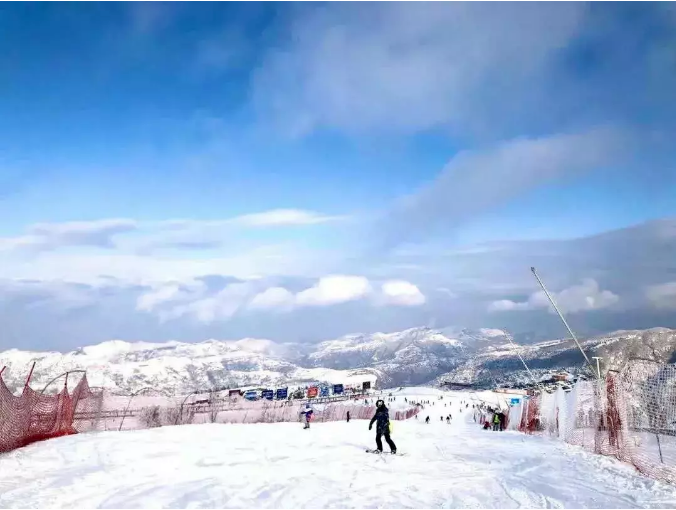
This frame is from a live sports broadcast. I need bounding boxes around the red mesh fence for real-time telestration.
[1,367,417,454]
[499,360,676,485]
[0,372,103,454]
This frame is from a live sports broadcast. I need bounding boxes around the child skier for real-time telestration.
[369,399,397,454]
[302,403,314,429]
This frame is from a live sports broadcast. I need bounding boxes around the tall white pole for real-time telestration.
[530,267,598,378]
[592,356,602,379]
[506,333,543,391]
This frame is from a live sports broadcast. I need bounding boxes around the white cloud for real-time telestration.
[296,275,372,307]
[228,209,345,227]
[1,217,674,349]
[136,285,184,312]
[488,299,533,312]
[489,279,619,314]
[157,209,344,231]
[646,282,676,309]
[380,280,426,306]
[165,282,256,323]
[254,3,586,135]
[133,274,426,324]
[248,287,295,311]
[136,280,207,313]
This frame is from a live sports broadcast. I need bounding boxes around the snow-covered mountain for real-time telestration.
[1,326,674,395]
[0,337,378,395]
[308,328,464,386]
[435,327,676,388]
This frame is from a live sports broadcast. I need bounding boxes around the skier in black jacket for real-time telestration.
[369,399,397,454]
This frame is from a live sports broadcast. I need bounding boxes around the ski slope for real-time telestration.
[1,390,676,508]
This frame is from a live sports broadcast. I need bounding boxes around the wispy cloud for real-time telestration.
[126,2,182,36]
[0,219,138,253]
[140,209,346,231]
[0,209,346,255]
[375,127,629,250]
[253,2,586,136]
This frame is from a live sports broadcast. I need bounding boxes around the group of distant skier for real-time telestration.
[416,397,475,425]
[299,392,507,453]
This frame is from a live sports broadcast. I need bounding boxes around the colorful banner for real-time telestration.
[276,388,288,400]
[333,384,344,395]
[244,391,258,401]
[320,385,329,397]
[262,389,274,400]
[229,389,242,397]
[362,381,371,391]
[307,386,318,398]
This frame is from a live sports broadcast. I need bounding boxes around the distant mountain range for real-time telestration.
[1,326,674,395]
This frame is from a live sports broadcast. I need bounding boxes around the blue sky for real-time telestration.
[1,2,676,351]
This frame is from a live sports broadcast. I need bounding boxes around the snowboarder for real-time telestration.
[425,416,430,424]
[347,411,350,423]
[446,416,450,424]
[492,412,500,431]
[369,400,397,454]
[302,403,314,429]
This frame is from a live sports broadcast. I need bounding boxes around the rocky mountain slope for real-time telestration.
[1,326,674,395]
[436,327,676,388]
[0,338,379,395]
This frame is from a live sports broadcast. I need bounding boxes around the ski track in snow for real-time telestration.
[1,391,676,509]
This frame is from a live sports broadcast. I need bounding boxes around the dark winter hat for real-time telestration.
[376,399,385,407]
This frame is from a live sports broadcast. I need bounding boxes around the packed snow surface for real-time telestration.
[1,390,676,508]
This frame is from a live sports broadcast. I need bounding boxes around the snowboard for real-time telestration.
[365,449,406,456]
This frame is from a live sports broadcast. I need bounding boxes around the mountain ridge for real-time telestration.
[1,326,675,395]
